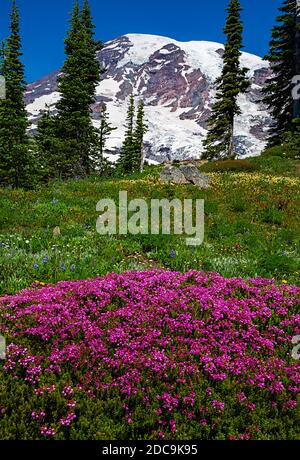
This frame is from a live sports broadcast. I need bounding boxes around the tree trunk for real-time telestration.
[227,119,235,159]
[140,144,145,172]
[99,127,103,158]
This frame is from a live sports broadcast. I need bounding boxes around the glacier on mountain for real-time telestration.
[25,33,272,163]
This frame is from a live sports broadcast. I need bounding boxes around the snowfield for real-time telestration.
[25,33,271,162]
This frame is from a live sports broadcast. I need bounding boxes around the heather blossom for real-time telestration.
[211,400,225,412]
[31,411,46,420]
[0,269,299,438]
[62,386,74,397]
[40,426,56,437]
[59,412,77,427]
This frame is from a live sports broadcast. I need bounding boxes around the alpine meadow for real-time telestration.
[0,0,299,445]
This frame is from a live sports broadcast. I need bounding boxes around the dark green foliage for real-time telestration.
[36,0,104,179]
[250,155,298,175]
[203,0,249,160]
[261,119,300,159]
[1,358,299,440]
[262,145,287,158]
[295,3,300,117]
[35,106,65,180]
[133,99,148,172]
[98,105,116,169]
[118,97,148,174]
[0,1,31,189]
[201,159,256,173]
[263,0,300,144]
[282,118,300,158]
[81,0,103,54]
[0,372,126,440]
[117,95,136,173]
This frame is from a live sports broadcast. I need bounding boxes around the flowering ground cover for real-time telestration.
[0,158,299,439]
[0,270,299,440]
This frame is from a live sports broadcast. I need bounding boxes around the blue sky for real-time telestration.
[0,0,282,82]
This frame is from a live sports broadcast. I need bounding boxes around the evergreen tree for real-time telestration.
[98,105,116,167]
[0,0,30,188]
[37,0,103,178]
[117,95,136,173]
[203,0,249,160]
[294,1,300,118]
[35,105,62,180]
[80,0,104,93]
[81,0,103,53]
[263,0,299,143]
[133,100,148,172]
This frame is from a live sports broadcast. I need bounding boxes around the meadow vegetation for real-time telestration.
[0,156,299,296]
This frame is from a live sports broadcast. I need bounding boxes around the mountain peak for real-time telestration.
[26,33,271,162]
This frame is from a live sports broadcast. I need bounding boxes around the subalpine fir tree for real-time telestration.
[81,0,103,54]
[35,105,62,180]
[294,2,300,118]
[0,0,30,188]
[80,0,104,97]
[38,0,103,178]
[203,0,249,160]
[117,95,136,173]
[98,105,116,166]
[133,100,148,172]
[263,0,299,143]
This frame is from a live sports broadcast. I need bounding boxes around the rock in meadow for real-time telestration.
[160,166,189,185]
[53,226,61,237]
[179,164,211,188]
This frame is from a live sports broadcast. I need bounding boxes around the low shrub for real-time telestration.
[201,159,256,173]
[283,132,300,159]
[0,270,299,440]
[262,143,299,160]
[262,145,286,158]
[262,120,300,160]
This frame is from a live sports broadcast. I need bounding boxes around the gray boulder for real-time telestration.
[179,164,210,188]
[160,166,189,185]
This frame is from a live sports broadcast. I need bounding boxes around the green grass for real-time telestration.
[0,156,299,441]
[0,156,299,295]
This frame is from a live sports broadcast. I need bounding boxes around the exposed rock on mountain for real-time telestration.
[25,34,271,163]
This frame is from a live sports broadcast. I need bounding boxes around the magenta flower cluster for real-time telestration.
[0,270,299,438]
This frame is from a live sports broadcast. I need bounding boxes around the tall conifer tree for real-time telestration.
[37,0,103,178]
[98,105,116,165]
[0,0,30,188]
[203,0,249,160]
[35,105,61,180]
[81,0,103,54]
[263,0,299,143]
[117,95,136,173]
[133,100,148,172]
[294,1,300,118]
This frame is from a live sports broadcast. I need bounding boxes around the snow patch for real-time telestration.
[26,92,61,116]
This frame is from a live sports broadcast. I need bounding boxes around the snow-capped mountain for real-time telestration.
[25,34,271,162]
